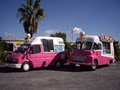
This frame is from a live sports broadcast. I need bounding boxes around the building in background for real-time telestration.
[4,39,24,54]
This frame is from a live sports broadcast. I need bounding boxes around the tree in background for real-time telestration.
[0,38,8,64]
[50,32,66,43]
[50,32,73,62]
[65,41,73,60]
[17,0,45,37]
[114,40,120,61]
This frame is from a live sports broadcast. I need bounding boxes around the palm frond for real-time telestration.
[35,8,45,20]
[26,0,29,6]
[18,0,44,37]
[21,4,27,9]
[34,0,41,9]
[18,7,25,14]
[19,17,26,23]
[30,0,33,7]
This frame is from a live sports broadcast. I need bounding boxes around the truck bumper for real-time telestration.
[70,62,91,66]
[6,63,22,68]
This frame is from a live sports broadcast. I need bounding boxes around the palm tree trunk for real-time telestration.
[30,33,33,38]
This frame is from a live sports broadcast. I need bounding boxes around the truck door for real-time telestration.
[93,43,103,65]
[42,39,57,67]
[28,45,44,68]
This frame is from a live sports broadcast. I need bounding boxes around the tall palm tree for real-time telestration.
[17,0,45,37]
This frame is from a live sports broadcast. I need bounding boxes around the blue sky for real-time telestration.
[0,0,120,41]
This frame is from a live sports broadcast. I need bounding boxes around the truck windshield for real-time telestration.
[16,44,30,53]
[75,41,92,50]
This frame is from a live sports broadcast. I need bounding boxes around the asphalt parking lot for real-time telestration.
[0,63,120,90]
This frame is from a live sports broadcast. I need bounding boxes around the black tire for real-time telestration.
[55,61,62,68]
[90,60,97,70]
[80,65,85,69]
[107,61,112,67]
[21,62,31,72]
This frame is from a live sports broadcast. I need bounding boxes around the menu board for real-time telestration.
[100,34,114,42]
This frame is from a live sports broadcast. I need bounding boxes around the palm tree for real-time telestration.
[17,0,45,37]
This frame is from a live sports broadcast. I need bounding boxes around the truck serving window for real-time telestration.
[42,39,54,52]
[103,42,111,54]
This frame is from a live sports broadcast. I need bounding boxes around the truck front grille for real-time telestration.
[73,55,84,62]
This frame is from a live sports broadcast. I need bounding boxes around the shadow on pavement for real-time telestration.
[0,63,116,73]
[0,67,22,73]
[36,65,107,72]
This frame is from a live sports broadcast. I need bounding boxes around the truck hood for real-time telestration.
[8,52,23,60]
[70,50,92,56]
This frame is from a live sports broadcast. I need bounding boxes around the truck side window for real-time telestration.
[34,45,41,54]
[30,46,34,54]
[30,45,41,54]
[93,43,102,50]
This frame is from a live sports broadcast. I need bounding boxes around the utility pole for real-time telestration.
[72,29,73,42]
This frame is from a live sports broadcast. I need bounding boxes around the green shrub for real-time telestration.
[0,39,9,65]
[1,52,8,63]
[114,40,120,61]
[65,41,73,62]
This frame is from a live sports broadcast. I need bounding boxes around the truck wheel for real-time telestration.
[107,61,112,67]
[55,61,62,68]
[21,62,31,72]
[90,60,97,70]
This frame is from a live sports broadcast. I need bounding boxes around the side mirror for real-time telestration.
[29,46,34,54]
[29,50,33,54]
[24,48,28,51]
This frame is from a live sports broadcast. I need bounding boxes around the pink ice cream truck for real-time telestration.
[6,37,65,71]
[69,33,114,70]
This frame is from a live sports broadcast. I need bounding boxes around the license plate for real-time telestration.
[76,64,80,67]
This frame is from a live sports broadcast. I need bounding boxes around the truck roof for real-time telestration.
[24,36,65,45]
[76,35,101,43]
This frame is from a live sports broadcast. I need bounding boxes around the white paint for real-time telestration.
[76,35,114,59]
[76,35,101,43]
[6,63,22,68]
[24,36,65,45]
